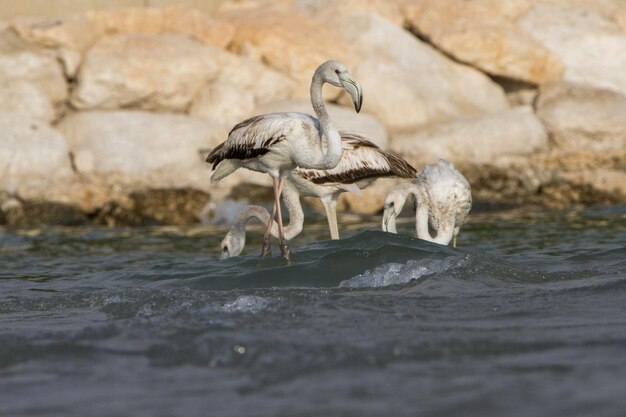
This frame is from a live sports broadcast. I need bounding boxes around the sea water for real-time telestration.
[1,206,625,417]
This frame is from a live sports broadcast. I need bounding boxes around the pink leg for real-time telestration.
[275,178,291,262]
[261,179,278,257]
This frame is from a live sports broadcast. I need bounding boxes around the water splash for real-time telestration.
[340,256,466,288]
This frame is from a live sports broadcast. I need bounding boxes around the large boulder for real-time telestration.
[217,6,357,98]
[519,4,626,94]
[297,0,405,26]
[390,106,548,165]
[10,6,235,77]
[404,0,563,84]
[334,13,509,133]
[190,53,295,126]
[0,80,56,122]
[0,112,74,199]
[57,111,226,190]
[71,33,221,111]
[254,99,389,149]
[0,30,67,116]
[536,82,626,151]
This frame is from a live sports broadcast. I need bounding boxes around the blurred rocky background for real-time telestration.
[1,0,625,226]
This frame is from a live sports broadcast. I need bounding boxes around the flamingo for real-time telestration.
[381,159,472,247]
[206,60,363,261]
[220,132,416,258]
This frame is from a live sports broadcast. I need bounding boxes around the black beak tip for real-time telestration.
[355,94,363,113]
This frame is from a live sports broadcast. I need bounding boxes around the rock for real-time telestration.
[404,0,562,84]
[0,80,56,122]
[57,111,227,190]
[542,168,626,207]
[190,54,296,126]
[94,188,211,226]
[390,106,548,165]
[218,6,357,97]
[535,0,625,20]
[297,0,405,26]
[0,198,88,227]
[254,99,389,149]
[212,53,296,105]
[0,32,68,111]
[340,178,406,215]
[335,13,509,133]
[71,33,221,111]
[190,83,256,128]
[86,6,235,49]
[618,8,626,32]
[519,4,626,94]
[10,7,234,78]
[0,112,74,200]
[536,82,626,151]
[10,14,102,78]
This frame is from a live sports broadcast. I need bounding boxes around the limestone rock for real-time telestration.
[0,81,56,122]
[335,13,509,133]
[340,178,405,215]
[1,21,64,118]
[57,111,227,190]
[297,0,405,26]
[190,53,296,126]
[536,82,626,151]
[71,33,221,111]
[404,0,562,84]
[519,4,626,94]
[212,53,296,105]
[218,7,357,97]
[254,99,389,149]
[10,14,102,78]
[391,106,548,165]
[190,83,256,128]
[10,6,235,78]
[0,112,74,198]
[86,6,235,49]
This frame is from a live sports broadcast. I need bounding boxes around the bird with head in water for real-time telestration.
[206,60,363,261]
[382,159,472,247]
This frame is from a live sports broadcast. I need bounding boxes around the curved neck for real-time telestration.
[394,182,419,214]
[307,72,342,169]
[230,183,304,245]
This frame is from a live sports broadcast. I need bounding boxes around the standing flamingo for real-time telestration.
[206,60,363,261]
[220,132,416,258]
[382,159,472,247]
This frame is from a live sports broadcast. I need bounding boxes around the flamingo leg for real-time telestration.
[275,178,291,262]
[261,179,278,257]
[322,197,339,240]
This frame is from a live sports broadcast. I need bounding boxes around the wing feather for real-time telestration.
[295,132,417,185]
[206,113,318,170]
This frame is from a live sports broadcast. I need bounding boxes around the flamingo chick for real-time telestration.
[206,60,363,262]
[382,159,472,247]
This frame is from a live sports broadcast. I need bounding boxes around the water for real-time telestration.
[1,206,625,417]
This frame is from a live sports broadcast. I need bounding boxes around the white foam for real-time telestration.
[340,256,464,288]
[222,295,270,314]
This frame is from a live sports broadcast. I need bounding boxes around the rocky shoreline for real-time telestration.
[1,0,625,226]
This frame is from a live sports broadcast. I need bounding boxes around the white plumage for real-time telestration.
[207,60,363,261]
[219,132,417,258]
[382,159,472,247]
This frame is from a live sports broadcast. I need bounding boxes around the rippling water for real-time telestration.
[1,206,625,417]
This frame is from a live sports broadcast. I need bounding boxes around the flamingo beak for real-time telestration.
[338,72,363,113]
[382,208,397,234]
[220,245,231,260]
